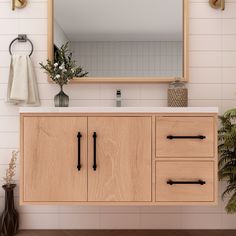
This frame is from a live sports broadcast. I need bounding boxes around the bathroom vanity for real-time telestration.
[20,107,218,205]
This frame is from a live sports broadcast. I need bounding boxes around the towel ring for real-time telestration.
[9,34,34,57]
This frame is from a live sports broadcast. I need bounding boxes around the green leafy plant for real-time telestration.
[39,42,88,87]
[219,108,236,213]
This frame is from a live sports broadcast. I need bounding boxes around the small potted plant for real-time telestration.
[218,108,236,213]
[1,151,19,236]
[40,42,88,107]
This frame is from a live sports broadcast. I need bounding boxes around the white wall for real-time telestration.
[0,0,236,230]
[54,20,69,49]
[55,0,183,41]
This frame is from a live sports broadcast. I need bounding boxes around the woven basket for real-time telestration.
[168,88,188,107]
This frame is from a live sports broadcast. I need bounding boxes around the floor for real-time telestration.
[17,231,236,236]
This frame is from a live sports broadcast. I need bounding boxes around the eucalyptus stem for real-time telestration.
[39,42,88,86]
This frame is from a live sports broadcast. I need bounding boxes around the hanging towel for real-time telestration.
[7,55,40,106]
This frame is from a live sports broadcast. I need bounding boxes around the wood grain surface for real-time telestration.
[22,116,88,202]
[88,117,152,202]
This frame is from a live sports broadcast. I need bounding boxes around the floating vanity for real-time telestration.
[20,107,218,205]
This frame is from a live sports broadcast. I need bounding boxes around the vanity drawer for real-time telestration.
[156,117,215,158]
[155,161,215,202]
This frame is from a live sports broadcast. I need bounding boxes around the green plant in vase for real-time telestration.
[219,108,236,213]
[40,42,88,107]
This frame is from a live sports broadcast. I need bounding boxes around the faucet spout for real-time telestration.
[116,89,122,107]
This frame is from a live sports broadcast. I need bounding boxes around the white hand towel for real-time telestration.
[7,55,40,106]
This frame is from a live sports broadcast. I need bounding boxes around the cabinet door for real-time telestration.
[22,117,87,202]
[88,117,152,202]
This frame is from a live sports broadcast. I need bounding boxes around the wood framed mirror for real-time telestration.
[48,0,188,83]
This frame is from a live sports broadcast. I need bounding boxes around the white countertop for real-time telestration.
[19,107,219,113]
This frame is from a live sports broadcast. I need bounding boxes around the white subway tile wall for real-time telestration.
[70,41,183,77]
[0,0,236,230]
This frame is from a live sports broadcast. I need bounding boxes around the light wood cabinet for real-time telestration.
[22,117,88,202]
[21,115,152,204]
[156,117,214,158]
[88,117,152,202]
[20,111,218,205]
[155,161,214,202]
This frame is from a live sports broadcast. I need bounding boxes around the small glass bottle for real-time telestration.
[168,78,188,107]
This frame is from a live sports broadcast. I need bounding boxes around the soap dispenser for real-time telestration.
[168,78,188,107]
[116,89,122,107]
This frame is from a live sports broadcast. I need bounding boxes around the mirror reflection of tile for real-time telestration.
[70,41,183,77]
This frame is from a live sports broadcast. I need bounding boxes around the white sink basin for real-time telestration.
[19,107,219,113]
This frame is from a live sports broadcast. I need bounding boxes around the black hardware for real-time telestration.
[167,135,206,140]
[116,89,121,96]
[167,180,206,185]
[9,34,34,57]
[77,132,82,171]
[93,132,97,171]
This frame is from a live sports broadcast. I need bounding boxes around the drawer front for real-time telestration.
[156,161,215,202]
[156,117,215,158]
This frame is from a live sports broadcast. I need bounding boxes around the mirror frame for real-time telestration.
[48,0,188,83]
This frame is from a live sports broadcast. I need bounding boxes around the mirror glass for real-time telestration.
[54,0,184,79]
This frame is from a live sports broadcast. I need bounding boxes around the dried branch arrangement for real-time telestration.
[3,150,19,186]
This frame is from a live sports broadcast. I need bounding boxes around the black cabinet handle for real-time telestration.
[77,132,82,171]
[93,132,97,171]
[167,135,206,140]
[167,179,206,185]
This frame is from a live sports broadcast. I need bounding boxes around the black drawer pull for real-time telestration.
[167,180,206,185]
[167,135,206,140]
[93,132,97,171]
[77,132,82,171]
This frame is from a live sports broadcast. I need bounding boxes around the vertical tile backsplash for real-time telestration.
[71,41,183,77]
[0,0,236,230]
